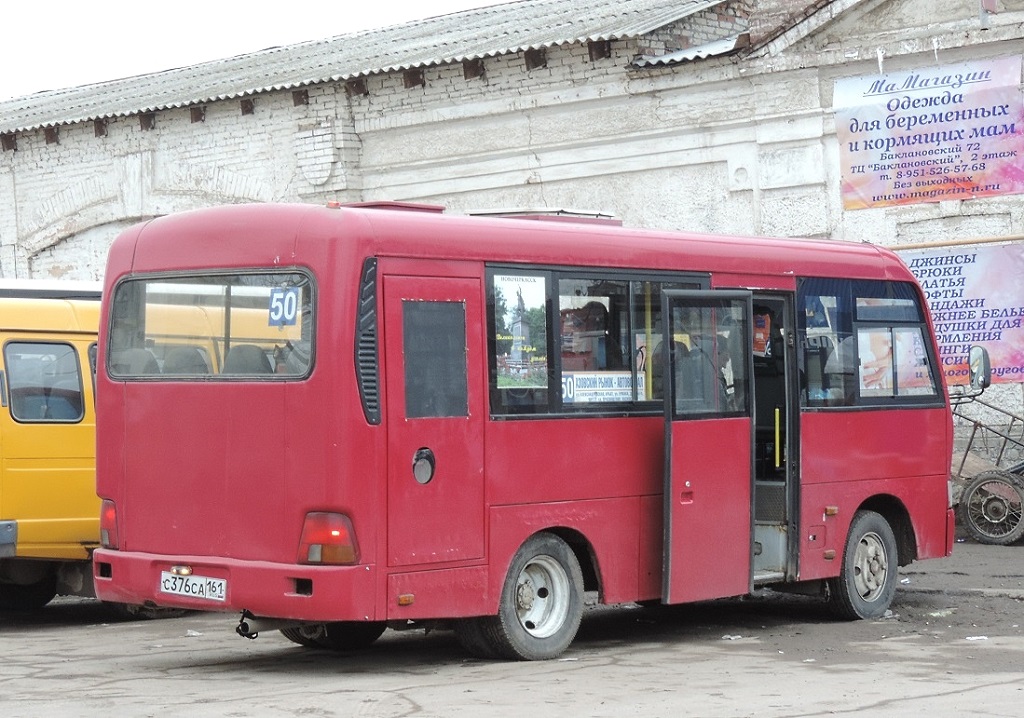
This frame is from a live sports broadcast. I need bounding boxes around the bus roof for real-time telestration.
[113,203,911,285]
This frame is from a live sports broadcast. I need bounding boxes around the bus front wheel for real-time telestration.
[828,510,898,620]
[469,532,584,661]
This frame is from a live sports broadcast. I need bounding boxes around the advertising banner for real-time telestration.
[899,244,1024,385]
[835,57,1024,210]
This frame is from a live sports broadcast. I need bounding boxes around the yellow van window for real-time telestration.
[4,342,84,422]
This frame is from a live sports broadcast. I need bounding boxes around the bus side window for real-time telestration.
[489,272,550,414]
[799,279,938,406]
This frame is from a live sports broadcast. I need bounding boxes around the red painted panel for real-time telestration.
[488,497,643,608]
[797,407,953,581]
[664,417,751,603]
[383,275,485,567]
[801,407,951,485]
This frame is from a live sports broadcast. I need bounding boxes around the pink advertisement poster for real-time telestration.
[900,244,1024,385]
[835,57,1024,210]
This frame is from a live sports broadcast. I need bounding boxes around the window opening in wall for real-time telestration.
[524,48,547,70]
[463,58,485,80]
[240,98,255,115]
[94,119,108,138]
[139,113,156,131]
[588,40,611,61]
[292,90,309,106]
[403,69,425,89]
[45,127,59,145]
[1,133,16,151]
[190,106,206,123]
[345,79,368,97]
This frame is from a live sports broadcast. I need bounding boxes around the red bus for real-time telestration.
[93,202,977,660]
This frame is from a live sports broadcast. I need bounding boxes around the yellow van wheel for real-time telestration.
[0,577,57,611]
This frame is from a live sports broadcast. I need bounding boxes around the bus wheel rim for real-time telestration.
[515,555,570,638]
[852,531,888,602]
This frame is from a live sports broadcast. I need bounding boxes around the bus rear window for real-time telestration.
[107,273,314,378]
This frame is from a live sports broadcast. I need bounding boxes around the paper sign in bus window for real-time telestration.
[858,327,894,397]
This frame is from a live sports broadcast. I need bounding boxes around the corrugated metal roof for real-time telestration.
[0,0,724,134]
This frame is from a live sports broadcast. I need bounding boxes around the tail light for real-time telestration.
[100,499,119,549]
[297,512,359,565]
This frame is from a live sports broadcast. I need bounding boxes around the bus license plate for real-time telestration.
[159,571,227,602]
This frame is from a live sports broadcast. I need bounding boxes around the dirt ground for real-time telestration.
[1,538,1022,718]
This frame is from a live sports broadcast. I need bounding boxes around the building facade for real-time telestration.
[0,0,1021,281]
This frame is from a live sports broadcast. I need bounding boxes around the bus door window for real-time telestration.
[403,301,468,419]
[667,302,748,418]
[4,342,84,422]
[752,301,788,482]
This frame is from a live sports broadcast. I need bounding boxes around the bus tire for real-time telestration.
[957,470,1024,546]
[0,576,57,611]
[110,603,189,620]
[477,533,584,661]
[454,617,501,659]
[828,510,898,620]
[280,625,325,648]
[315,621,387,651]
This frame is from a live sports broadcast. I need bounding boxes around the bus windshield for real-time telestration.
[108,272,314,377]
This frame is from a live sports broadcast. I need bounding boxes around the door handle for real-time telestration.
[680,480,694,504]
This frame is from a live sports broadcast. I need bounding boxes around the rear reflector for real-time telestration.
[297,512,359,565]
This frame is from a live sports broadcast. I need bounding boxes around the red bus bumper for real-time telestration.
[93,549,377,621]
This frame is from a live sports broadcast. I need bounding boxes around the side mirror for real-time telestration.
[969,345,991,391]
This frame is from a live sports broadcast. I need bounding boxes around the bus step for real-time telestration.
[753,570,785,585]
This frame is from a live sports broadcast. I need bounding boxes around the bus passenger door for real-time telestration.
[662,291,754,604]
[383,274,485,567]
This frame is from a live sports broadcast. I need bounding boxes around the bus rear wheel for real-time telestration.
[468,533,584,661]
[281,621,386,650]
[957,470,1024,545]
[828,510,898,620]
